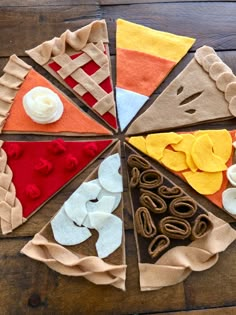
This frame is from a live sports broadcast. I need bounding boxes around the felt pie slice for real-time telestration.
[25,20,117,131]
[0,55,111,136]
[21,142,127,291]
[127,129,236,219]
[125,142,236,291]
[0,138,114,234]
[126,46,236,135]
[116,18,195,131]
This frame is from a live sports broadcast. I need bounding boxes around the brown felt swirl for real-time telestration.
[139,169,163,189]
[169,196,197,218]
[135,207,157,238]
[148,234,170,259]
[158,185,183,199]
[127,154,151,170]
[159,216,191,240]
[191,214,213,240]
[139,189,167,214]
[130,167,140,188]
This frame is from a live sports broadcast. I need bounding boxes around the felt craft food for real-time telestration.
[25,20,118,131]
[0,55,111,136]
[126,46,236,135]
[0,138,114,234]
[21,142,127,291]
[127,129,236,218]
[125,142,236,291]
[116,18,195,131]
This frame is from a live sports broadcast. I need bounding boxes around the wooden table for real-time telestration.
[1,1,236,314]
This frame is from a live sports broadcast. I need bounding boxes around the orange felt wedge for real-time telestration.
[183,171,223,195]
[160,149,188,171]
[193,129,232,163]
[191,134,227,172]
[116,48,176,96]
[146,132,183,160]
[3,69,111,135]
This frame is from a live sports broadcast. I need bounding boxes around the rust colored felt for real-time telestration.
[117,48,176,96]
[3,69,111,135]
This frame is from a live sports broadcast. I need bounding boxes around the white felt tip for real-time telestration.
[222,188,236,215]
[51,207,91,246]
[98,154,123,193]
[116,87,149,131]
[227,164,236,186]
[64,181,101,226]
[88,212,123,258]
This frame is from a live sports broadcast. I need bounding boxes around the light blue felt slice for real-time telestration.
[116,87,149,131]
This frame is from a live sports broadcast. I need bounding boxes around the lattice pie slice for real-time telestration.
[26,20,117,131]
[0,55,111,136]
[0,138,114,234]
[127,129,236,219]
[21,142,126,290]
[126,46,236,135]
[125,143,236,291]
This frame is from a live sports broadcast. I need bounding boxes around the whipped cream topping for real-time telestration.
[23,86,64,124]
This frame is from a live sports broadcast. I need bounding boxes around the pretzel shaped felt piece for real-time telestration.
[139,169,163,189]
[135,207,157,238]
[127,154,151,170]
[130,167,140,188]
[158,185,183,199]
[169,196,197,218]
[191,214,213,240]
[159,216,191,240]
[148,234,170,259]
[139,189,167,214]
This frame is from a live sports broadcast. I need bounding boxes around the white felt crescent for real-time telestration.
[64,181,101,225]
[222,188,236,215]
[98,153,123,193]
[88,212,123,258]
[51,207,91,246]
[226,164,236,186]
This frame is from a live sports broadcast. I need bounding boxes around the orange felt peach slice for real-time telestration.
[193,129,232,163]
[146,132,182,160]
[128,136,147,154]
[183,171,223,195]
[191,134,227,172]
[160,149,188,171]
[171,134,197,172]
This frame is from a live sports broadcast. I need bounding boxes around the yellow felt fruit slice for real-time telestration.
[146,132,183,160]
[160,149,188,171]
[183,171,223,195]
[171,133,198,172]
[128,136,147,154]
[194,129,232,163]
[191,134,227,172]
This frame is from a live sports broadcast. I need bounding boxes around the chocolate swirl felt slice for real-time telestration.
[127,154,151,170]
[139,189,167,214]
[139,169,163,189]
[135,207,157,238]
[130,167,140,188]
[169,196,197,218]
[191,214,213,240]
[148,234,170,259]
[159,216,191,240]
[158,185,183,199]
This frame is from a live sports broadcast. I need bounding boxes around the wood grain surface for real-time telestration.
[0,1,236,314]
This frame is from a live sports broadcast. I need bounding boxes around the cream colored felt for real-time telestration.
[51,207,91,246]
[222,188,236,215]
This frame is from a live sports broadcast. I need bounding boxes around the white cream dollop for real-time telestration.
[23,86,64,124]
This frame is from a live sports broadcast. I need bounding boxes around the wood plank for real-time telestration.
[0,6,100,56]
[0,0,97,6]
[100,0,227,4]
[151,306,236,315]
[0,233,185,314]
[103,2,236,54]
